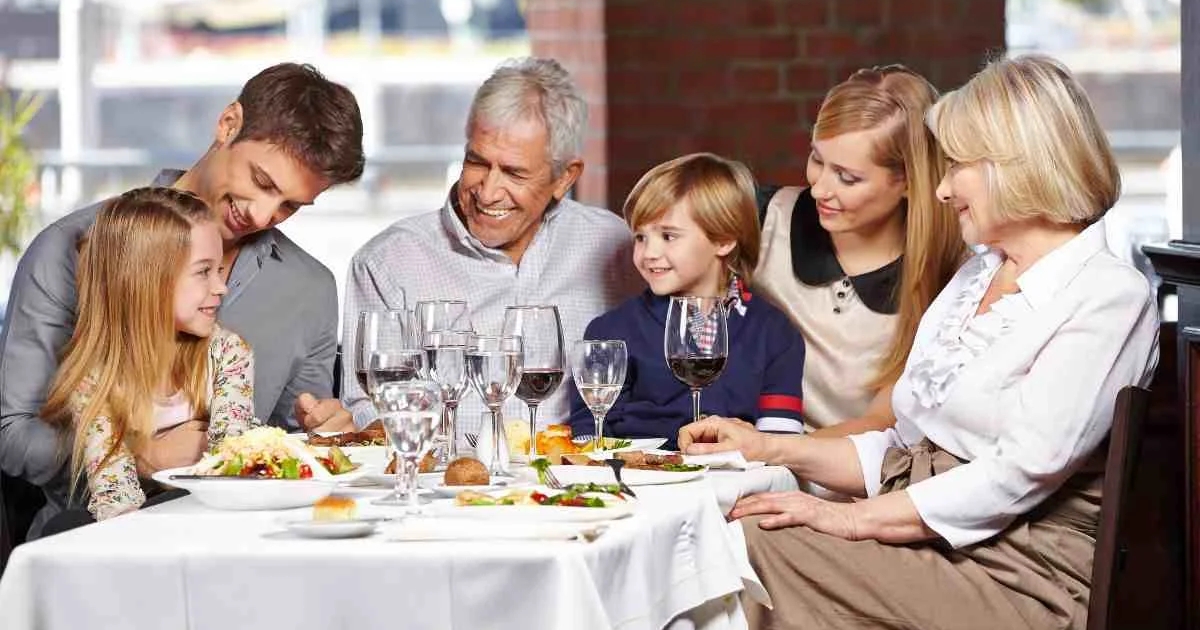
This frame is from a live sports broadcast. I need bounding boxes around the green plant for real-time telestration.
[0,89,45,257]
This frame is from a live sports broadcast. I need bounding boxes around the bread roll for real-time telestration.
[313,496,357,521]
[444,457,489,486]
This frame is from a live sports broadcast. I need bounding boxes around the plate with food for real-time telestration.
[534,450,707,486]
[427,484,636,523]
[152,427,368,510]
[421,457,524,497]
[292,420,390,469]
[278,497,389,539]
[504,423,667,463]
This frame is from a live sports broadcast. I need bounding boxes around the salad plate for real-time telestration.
[426,476,525,498]
[426,485,636,523]
[153,467,339,510]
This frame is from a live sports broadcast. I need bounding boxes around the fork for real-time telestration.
[464,433,478,448]
[543,464,565,490]
[604,458,637,498]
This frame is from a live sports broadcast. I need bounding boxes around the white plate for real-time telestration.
[427,477,525,498]
[279,517,381,539]
[510,437,669,464]
[540,464,707,486]
[426,487,635,523]
[152,467,340,510]
[288,434,391,470]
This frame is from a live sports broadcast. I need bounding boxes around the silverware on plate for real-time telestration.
[603,458,637,498]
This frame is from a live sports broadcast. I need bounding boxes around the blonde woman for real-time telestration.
[41,187,256,523]
[680,55,1159,629]
[755,65,965,436]
[567,153,806,449]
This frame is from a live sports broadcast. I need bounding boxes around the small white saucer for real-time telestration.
[279,517,383,539]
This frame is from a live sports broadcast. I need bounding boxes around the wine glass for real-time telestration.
[502,305,565,460]
[665,296,729,424]
[571,340,627,451]
[466,335,523,477]
[355,310,418,399]
[415,299,471,336]
[370,376,441,511]
[423,329,470,468]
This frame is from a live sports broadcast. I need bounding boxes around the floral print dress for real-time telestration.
[79,324,257,520]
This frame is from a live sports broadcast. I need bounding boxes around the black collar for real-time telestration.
[778,187,901,315]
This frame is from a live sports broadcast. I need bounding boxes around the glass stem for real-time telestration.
[445,401,459,461]
[406,456,421,513]
[393,456,409,499]
[489,406,504,477]
[691,388,702,423]
[527,403,539,460]
[593,411,607,452]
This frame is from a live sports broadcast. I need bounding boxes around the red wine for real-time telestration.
[516,368,564,403]
[357,367,418,393]
[668,356,727,388]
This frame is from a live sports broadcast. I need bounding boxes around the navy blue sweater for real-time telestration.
[568,289,806,450]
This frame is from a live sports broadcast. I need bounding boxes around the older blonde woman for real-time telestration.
[680,55,1160,630]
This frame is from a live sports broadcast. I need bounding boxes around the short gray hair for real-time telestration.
[466,57,588,177]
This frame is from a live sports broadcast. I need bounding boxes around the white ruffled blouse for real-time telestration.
[848,221,1160,548]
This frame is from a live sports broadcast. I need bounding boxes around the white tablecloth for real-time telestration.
[0,468,798,630]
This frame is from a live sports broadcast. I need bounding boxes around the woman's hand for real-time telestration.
[677,417,771,461]
[730,491,861,540]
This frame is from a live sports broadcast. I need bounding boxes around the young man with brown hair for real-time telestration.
[0,63,363,538]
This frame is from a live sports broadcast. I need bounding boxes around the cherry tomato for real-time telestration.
[299,464,313,479]
[530,492,548,504]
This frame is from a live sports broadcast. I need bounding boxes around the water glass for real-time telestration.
[466,335,523,477]
[372,379,441,511]
[571,340,627,451]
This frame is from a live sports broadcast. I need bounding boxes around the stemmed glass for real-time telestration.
[355,310,416,400]
[415,299,471,336]
[423,329,470,468]
[665,296,729,424]
[571,340,628,451]
[466,335,524,477]
[502,306,565,460]
[370,375,441,512]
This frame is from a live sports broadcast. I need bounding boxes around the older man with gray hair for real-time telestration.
[342,57,643,432]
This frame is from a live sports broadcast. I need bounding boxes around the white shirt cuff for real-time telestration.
[755,416,805,433]
[847,429,901,497]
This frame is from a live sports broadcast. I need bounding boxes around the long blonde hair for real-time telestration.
[623,152,761,284]
[814,66,966,390]
[42,187,217,491]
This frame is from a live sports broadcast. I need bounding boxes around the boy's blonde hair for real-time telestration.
[41,187,217,496]
[927,54,1120,225]
[623,152,761,284]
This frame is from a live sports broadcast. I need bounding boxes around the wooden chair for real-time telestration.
[1087,385,1151,630]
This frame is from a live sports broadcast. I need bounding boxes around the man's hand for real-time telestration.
[294,393,355,433]
[729,491,860,540]
[677,416,771,461]
[136,420,208,476]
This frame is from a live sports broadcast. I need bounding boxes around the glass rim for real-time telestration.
[415,298,468,305]
[574,338,626,346]
[504,304,559,311]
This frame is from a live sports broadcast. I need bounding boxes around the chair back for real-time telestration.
[1087,385,1151,630]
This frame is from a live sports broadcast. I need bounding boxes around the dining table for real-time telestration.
[0,464,799,630]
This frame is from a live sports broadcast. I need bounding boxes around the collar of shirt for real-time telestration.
[439,184,565,262]
[1010,219,1110,310]
[779,187,901,314]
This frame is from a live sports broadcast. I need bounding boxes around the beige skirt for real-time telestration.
[741,440,1101,630]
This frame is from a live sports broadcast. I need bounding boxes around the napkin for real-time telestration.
[682,450,764,471]
[385,518,604,542]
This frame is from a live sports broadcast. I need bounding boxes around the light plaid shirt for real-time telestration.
[342,189,645,432]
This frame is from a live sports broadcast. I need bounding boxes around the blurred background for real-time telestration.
[0,0,1182,327]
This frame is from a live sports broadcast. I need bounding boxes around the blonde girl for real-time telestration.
[41,187,256,521]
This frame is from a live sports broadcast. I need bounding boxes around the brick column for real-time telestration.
[530,0,1006,210]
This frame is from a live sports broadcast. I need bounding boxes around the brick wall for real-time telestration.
[528,0,1007,210]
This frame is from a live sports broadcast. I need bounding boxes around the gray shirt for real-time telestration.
[0,170,338,536]
[341,189,645,432]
